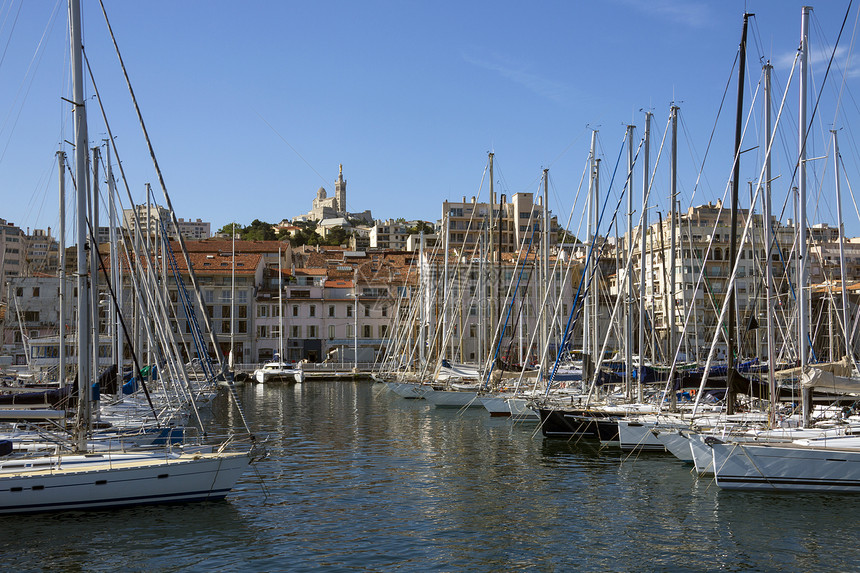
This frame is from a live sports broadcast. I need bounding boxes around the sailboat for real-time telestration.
[0,0,262,514]
[252,247,304,383]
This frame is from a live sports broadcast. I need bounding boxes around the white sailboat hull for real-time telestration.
[0,450,250,514]
[422,389,482,408]
[385,381,429,399]
[712,439,860,492]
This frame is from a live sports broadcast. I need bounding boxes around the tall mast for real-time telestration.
[763,62,777,427]
[592,153,600,370]
[278,246,284,363]
[625,123,635,400]
[57,151,66,386]
[727,13,749,416]
[488,152,495,362]
[584,132,596,380]
[799,6,811,425]
[669,105,678,404]
[107,142,120,380]
[69,0,91,452]
[638,112,650,403]
[230,222,236,369]
[542,168,550,381]
[91,147,100,384]
[833,130,851,361]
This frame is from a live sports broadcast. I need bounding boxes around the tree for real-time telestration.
[290,221,321,247]
[217,222,242,237]
[557,228,580,244]
[321,227,351,246]
[243,219,277,241]
[406,221,434,235]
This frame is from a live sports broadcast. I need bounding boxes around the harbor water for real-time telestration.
[3,380,859,572]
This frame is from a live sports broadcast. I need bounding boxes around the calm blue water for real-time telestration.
[2,380,859,572]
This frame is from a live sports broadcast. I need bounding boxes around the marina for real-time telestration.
[3,380,859,572]
[4,2,860,570]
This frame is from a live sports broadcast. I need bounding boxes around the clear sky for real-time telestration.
[2,1,860,240]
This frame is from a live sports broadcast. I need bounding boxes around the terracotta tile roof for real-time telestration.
[174,238,289,254]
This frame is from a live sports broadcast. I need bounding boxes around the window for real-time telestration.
[382,306,387,317]
[310,305,316,317]
[347,325,354,337]
[271,325,280,339]
[238,321,247,334]
[291,325,300,338]
[221,305,231,319]
[328,325,336,339]
[292,305,299,317]
[347,305,353,318]
[32,287,40,297]
[329,305,335,317]
[380,325,388,337]
[307,325,318,338]
[363,325,372,338]
[257,325,268,338]
[364,306,370,317]
[15,287,22,297]
[23,311,39,322]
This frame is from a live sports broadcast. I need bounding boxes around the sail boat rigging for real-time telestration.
[0,0,263,515]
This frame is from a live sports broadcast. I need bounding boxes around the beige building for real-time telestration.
[441,192,558,256]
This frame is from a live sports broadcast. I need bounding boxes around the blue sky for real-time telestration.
[2,1,860,240]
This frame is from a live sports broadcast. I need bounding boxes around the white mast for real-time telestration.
[625,124,634,399]
[278,246,284,363]
[230,222,236,369]
[91,147,100,385]
[833,130,852,361]
[763,62,777,427]
[69,0,91,451]
[57,151,66,386]
[107,142,120,379]
[639,112,650,403]
[542,169,549,382]
[799,6,811,424]
[584,131,597,381]
[669,105,678,378]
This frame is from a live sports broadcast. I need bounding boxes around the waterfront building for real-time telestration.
[614,200,805,362]
[122,205,211,241]
[1,275,75,365]
[441,192,559,256]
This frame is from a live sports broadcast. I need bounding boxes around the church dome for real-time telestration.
[317,187,327,199]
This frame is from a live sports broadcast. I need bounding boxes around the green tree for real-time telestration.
[557,228,580,244]
[290,221,321,247]
[242,219,277,241]
[406,221,434,235]
[217,222,242,236]
[321,227,352,246]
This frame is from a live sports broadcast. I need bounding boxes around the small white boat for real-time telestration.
[253,361,303,384]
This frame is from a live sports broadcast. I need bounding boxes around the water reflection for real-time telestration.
[6,381,860,571]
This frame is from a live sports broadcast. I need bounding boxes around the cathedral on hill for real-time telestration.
[295,165,372,224]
